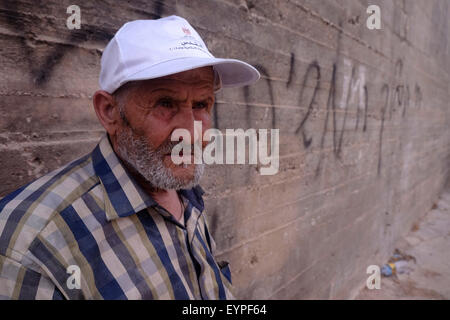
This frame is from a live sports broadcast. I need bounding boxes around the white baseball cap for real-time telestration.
[99,15,260,93]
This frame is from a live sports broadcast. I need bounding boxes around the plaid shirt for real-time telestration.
[0,135,234,300]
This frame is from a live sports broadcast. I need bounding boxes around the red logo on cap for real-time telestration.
[182,27,191,36]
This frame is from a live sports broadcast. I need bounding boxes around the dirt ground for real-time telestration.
[355,187,450,300]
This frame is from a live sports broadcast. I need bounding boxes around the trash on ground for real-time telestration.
[381,249,416,277]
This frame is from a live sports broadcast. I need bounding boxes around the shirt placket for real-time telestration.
[151,203,203,299]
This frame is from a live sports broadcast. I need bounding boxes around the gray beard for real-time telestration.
[115,126,204,191]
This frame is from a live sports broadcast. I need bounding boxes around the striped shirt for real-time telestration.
[0,135,234,300]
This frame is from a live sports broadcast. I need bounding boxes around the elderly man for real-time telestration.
[0,15,259,299]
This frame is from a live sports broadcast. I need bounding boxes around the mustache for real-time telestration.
[158,139,206,155]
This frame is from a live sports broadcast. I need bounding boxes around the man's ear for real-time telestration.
[93,90,120,137]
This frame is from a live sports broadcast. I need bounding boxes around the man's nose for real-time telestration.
[175,108,202,145]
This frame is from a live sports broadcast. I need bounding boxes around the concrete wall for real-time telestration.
[1,0,449,299]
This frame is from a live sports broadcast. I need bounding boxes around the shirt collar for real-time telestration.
[91,134,206,222]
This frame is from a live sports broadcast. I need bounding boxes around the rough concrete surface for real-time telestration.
[356,187,450,299]
[1,0,450,299]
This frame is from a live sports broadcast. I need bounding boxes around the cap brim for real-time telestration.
[121,57,260,90]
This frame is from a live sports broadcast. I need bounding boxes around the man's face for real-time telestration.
[112,66,215,190]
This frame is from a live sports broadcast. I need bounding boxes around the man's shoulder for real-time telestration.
[0,152,100,256]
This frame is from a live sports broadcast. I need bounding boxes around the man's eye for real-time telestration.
[157,98,174,108]
[193,101,208,109]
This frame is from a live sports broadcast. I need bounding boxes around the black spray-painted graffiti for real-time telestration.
[2,0,166,86]
[235,25,423,179]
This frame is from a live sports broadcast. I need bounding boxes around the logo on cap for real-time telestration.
[182,27,191,36]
